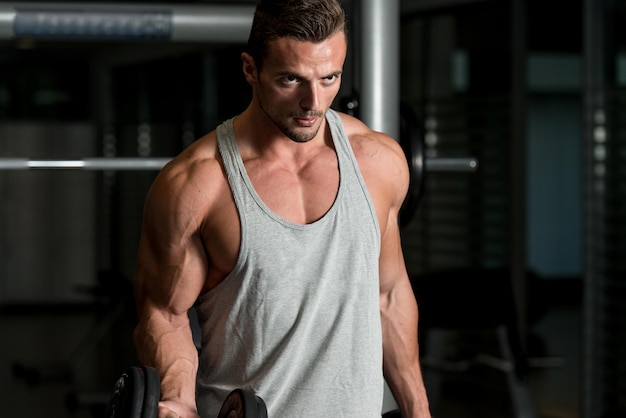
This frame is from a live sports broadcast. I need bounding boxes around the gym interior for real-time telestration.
[0,0,624,417]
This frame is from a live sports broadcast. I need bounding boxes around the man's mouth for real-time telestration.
[295,117,317,127]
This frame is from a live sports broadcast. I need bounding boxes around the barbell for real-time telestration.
[0,107,477,226]
[105,365,268,418]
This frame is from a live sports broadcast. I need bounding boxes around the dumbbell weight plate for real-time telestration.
[399,101,425,228]
[217,389,268,418]
[141,366,160,418]
[105,366,145,418]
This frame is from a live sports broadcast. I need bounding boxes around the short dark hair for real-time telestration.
[247,0,347,71]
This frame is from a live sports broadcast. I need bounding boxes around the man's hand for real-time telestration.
[158,400,200,418]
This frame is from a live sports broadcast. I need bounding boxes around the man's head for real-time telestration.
[247,0,347,72]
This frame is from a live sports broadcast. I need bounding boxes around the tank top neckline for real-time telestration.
[227,111,345,230]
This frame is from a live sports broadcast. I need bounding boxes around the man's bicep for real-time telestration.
[137,239,207,317]
[134,186,208,317]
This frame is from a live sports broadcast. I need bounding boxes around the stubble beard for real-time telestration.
[258,96,324,144]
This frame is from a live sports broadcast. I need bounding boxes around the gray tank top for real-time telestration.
[195,109,384,417]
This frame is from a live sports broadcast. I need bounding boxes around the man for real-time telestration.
[133,0,431,417]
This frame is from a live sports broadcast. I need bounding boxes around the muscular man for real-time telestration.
[133,0,430,417]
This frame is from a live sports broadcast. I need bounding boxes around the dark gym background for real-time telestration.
[0,0,624,417]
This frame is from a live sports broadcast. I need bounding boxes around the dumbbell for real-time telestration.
[105,366,267,418]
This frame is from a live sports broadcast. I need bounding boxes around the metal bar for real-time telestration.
[0,3,254,43]
[427,157,478,172]
[359,0,400,139]
[0,3,12,38]
[0,157,477,172]
[171,5,253,43]
[582,0,607,416]
[510,0,529,383]
[0,158,170,170]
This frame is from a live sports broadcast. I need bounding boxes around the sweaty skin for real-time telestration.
[133,31,431,418]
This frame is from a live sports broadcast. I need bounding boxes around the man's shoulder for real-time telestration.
[335,111,409,206]
[149,131,227,208]
[335,111,405,163]
[164,131,220,178]
[334,111,372,138]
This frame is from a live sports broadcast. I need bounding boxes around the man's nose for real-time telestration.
[299,83,320,111]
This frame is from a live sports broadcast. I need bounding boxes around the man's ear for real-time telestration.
[241,52,258,85]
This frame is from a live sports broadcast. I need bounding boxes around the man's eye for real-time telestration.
[282,75,298,84]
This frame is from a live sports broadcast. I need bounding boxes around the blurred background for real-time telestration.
[0,0,624,417]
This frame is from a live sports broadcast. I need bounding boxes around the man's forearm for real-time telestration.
[381,282,431,418]
[134,310,199,411]
[383,359,430,418]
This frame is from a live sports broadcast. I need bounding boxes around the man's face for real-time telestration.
[249,31,347,143]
